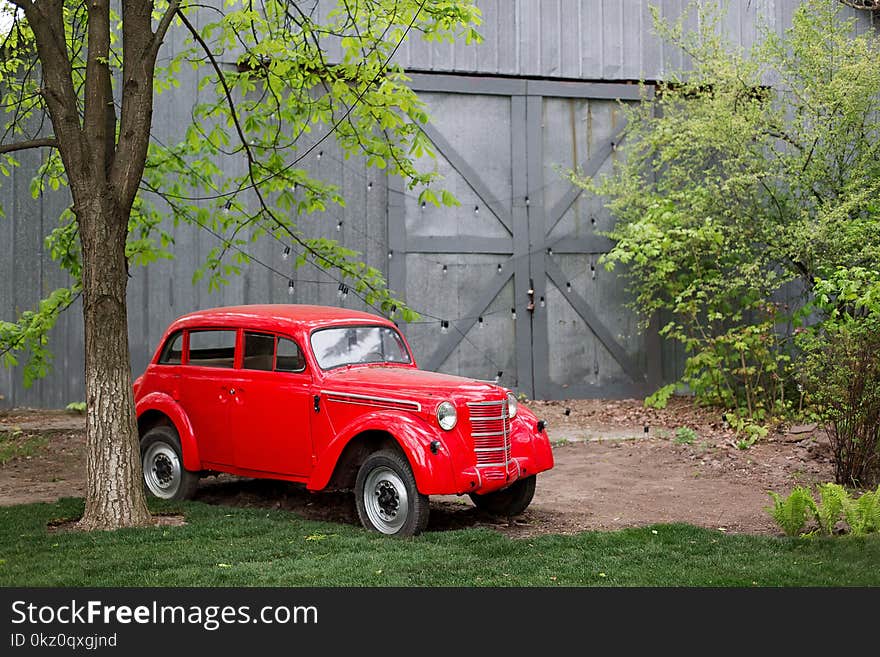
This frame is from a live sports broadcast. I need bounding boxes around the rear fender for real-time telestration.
[135,392,202,472]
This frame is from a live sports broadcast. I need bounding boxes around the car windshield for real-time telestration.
[310,325,412,370]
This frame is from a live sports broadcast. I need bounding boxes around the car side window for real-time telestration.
[188,330,236,368]
[157,331,183,365]
[243,332,275,371]
[276,337,306,373]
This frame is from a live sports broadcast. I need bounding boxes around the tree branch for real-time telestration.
[149,0,183,59]
[111,0,180,211]
[0,137,59,154]
[12,0,89,194]
[83,0,115,180]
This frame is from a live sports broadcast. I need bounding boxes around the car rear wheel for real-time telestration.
[140,425,200,501]
[469,475,536,516]
[355,449,429,537]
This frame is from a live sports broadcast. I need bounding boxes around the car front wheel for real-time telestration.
[469,475,536,516]
[355,449,429,537]
[140,425,200,501]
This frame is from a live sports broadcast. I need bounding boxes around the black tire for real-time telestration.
[469,475,536,516]
[139,425,200,501]
[354,449,429,537]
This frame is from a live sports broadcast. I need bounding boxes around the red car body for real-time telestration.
[134,304,554,535]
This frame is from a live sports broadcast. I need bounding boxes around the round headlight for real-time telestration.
[436,401,457,431]
[506,392,518,418]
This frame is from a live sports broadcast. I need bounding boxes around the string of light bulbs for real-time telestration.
[136,101,603,383]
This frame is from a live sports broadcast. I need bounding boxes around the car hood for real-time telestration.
[320,365,504,404]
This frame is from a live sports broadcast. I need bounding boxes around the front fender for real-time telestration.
[307,411,465,495]
[135,392,202,472]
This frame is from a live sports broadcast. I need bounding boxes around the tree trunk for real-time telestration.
[75,191,151,530]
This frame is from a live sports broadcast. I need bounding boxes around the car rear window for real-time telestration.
[188,330,236,368]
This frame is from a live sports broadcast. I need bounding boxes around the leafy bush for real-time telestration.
[812,483,848,535]
[844,488,880,537]
[645,384,676,410]
[725,413,769,450]
[673,427,697,445]
[799,269,880,487]
[767,487,815,537]
[577,1,880,420]
[767,483,880,537]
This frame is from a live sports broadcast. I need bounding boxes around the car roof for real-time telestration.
[167,304,394,333]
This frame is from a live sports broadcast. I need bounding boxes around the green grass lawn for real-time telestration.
[0,498,877,587]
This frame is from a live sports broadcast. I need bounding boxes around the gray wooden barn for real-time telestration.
[1,0,876,408]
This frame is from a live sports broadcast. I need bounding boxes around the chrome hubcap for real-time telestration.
[143,442,181,499]
[363,466,408,534]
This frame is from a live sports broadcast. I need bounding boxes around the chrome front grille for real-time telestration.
[467,399,511,478]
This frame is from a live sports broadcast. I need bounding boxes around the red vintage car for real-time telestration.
[133,304,554,536]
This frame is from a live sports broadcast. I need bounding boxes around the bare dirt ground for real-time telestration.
[0,398,835,537]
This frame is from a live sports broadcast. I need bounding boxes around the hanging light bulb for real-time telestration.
[474,205,480,215]
[442,265,448,275]
[566,281,572,292]
[287,279,295,296]
[591,262,597,280]
[420,201,426,210]
[540,296,545,308]
[511,308,517,320]
[478,316,484,329]
[367,181,373,191]
[317,150,323,160]
[337,283,345,298]
[388,250,394,260]
[223,199,233,215]
[494,371,503,384]
[282,246,290,260]
[341,285,349,300]
[547,247,553,256]
[336,221,343,232]
[496,263,503,275]
[440,320,449,334]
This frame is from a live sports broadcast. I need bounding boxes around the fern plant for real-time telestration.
[767,487,816,537]
[813,483,848,535]
[844,487,880,537]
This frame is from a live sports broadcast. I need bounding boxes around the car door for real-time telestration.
[178,328,242,467]
[232,331,314,477]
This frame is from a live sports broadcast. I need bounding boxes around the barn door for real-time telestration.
[391,76,659,399]
[526,91,658,399]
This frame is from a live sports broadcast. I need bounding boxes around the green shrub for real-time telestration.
[577,1,880,421]
[767,483,880,537]
[844,487,880,537]
[65,401,86,414]
[799,269,880,487]
[725,413,769,450]
[812,483,848,535]
[673,427,697,445]
[645,384,676,410]
[767,487,815,537]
